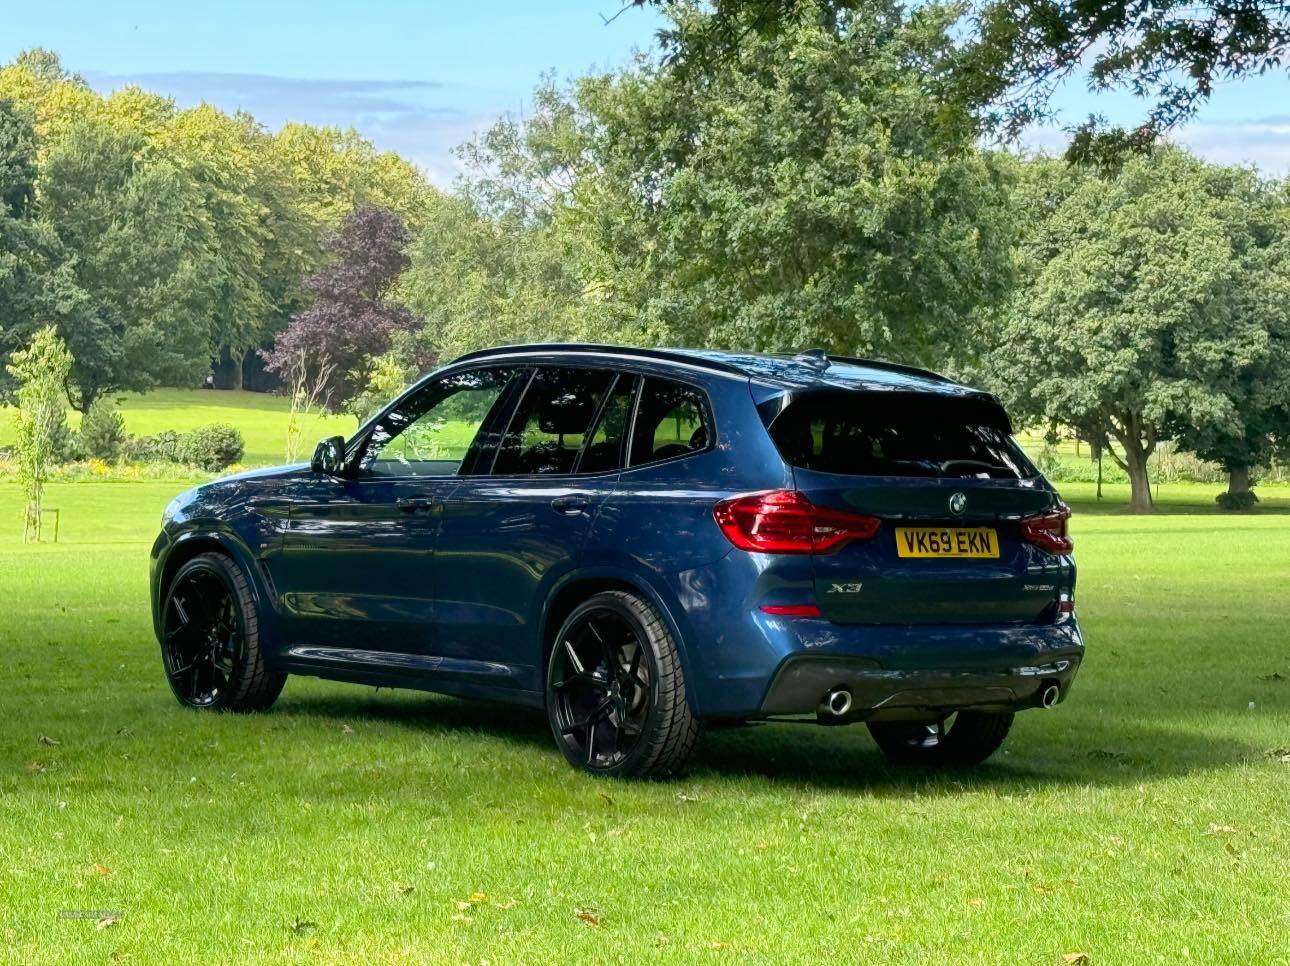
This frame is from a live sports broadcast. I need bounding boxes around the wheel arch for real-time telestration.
[539,566,704,715]
[154,529,268,641]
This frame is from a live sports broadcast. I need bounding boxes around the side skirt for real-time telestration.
[279,645,545,709]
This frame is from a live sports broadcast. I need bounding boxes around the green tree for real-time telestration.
[984,149,1288,512]
[399,190,591,360]
[163,106,271,372]
[0,98,77,393]
[271,123,435,232]
[7,325,72,540]
[634,0,1290,158]
[37,116,216,409]
[408,3,1016,365]
[0,50,441,399]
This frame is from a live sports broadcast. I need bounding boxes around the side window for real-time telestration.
[492,367,615,476]
[577,374,637,474]
[358,367,518,478]
[629,377,712,467]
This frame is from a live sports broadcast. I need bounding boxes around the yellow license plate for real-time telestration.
[895,526,999,558]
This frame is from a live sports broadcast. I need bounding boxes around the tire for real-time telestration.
[868,711,1013,767]
[160,552,286,712]
[546,590,700,778]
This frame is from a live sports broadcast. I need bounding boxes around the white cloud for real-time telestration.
[1173,117,1290,175]
[83,69,507,186]
[1018,116,1290,175]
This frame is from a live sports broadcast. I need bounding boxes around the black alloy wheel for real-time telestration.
[161,553,285,712]
[868,710,1014,766]
[546,591,699,778]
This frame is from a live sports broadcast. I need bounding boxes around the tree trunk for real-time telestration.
[1123,444,1154,513]
[75,386,97,414]
[1227,466,1250,495]
[233,349,246,391]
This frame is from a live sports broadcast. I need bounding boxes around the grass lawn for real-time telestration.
[0,389,355,468]
[1,479,1288,963]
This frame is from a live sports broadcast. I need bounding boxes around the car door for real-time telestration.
[274,366,524,655]
[433,367,636,691]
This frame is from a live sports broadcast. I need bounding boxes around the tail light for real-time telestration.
[1020,504,1073,554]
[713,490,880,554]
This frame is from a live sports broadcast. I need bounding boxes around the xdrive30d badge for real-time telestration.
[151,344,1083,777]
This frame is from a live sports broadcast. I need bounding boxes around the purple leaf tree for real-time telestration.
[263,206,418,410]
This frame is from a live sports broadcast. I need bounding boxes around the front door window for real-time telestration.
[358,368,520,478]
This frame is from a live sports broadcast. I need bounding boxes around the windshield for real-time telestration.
[765,390,1037,480]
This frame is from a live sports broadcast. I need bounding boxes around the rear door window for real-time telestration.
[577,374,638,474]
[492,367,615,476]
[767,391,1036,480]
[629,378,712,467]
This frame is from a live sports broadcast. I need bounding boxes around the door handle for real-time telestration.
[396,496,437,514]
[550,495,590,516]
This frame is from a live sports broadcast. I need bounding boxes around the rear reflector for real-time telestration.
[1020,504,1073,554]
[713,490,880,554]
[759,603,822,617]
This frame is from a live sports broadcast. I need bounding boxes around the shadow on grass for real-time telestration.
[689,720,1260,794]
[276,689,1262,796]
[279,690,556,752]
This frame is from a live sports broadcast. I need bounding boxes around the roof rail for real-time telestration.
[447,342,751,378]
[825,354,953,383]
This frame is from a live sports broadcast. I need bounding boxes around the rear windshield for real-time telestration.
[765,391,1036,480]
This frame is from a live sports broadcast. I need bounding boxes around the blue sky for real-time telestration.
[4,0,1289,182]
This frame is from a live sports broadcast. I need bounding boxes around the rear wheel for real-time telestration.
[868,711,1013,767]
[546,591,699,778]
[161,552,286,712]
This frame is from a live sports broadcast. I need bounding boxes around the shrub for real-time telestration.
[1033,445,1066,480]
[1216,490,1259,511]
[1151,446,1226,484]
[123,430,184,464]
[77,397,127,461]
[179,423,245,472]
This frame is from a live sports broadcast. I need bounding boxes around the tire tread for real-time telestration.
[170,553,286,712]
[549,590,700,778]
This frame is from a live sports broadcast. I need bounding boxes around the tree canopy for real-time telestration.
[634,0,1290,158]
[0,50,438,408]
[263,206,420,413]
[405,1,1017,366]
[982,149,1290,511]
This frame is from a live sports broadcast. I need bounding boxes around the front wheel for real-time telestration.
[868,711,1013,767]
[161,552,286,712]
[546,591,700,778]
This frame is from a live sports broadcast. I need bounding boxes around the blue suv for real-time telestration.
[151,344,1083,777]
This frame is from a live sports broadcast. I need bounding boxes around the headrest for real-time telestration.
[538,390,596,435]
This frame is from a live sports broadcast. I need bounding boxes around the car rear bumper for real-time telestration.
[759,651,1081,717]
[671,592,1084,718]
[752,617,1084,718]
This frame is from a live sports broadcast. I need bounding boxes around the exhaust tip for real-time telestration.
[822,688,853,717]
[1039,684,1060,709]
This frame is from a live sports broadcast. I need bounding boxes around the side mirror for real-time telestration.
[310,436,347,476]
